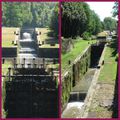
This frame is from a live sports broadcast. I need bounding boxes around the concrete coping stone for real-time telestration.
[80,44,107,118]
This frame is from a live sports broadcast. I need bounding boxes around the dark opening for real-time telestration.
[90,43,105,67]
[69,92,86,102]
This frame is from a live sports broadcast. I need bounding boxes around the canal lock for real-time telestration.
[62,42,105,118]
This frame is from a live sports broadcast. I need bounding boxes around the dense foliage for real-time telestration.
[103,17,117,31]
[50,3,59,37]
[62,2,103,38]
[112,2,118,17]
[2,2,58,29]
[62,2,117,38]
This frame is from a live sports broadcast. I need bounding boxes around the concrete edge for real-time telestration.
[80,44,107,118]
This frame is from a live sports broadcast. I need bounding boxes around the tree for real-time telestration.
[62,2,87,38]
[50,3,59,37]
[62,2,103,38]
[112,2,118,17]
[103,17,117,31]
[93,12,102,34]
[3,2,23,27]
[2,2,57,28]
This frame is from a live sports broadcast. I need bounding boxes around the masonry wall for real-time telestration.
[38,48,59,58]
[3,68,58,118]
[2,47,59,58]
[2,47,17,58]
[62,46,91,110]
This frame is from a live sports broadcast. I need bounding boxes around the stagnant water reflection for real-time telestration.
[62,68,96,118]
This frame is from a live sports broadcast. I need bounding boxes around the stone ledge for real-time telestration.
[80,44,107,118]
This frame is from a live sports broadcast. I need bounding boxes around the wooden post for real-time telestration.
[28,64,31,68]
[53,58,56,64]
[34,64,36,68]
[41,64,43,68]
[14,58,16,68]
[33,58,35,68]
[8,67,11,81]
[23,58,25,67]
[51,68,54,76]
[72,64,75,86]
[15,64,18,68]
[68,60,71,65]
[2,58,5,64]
[43,58,45,68]
[102,60,104,65]
[21,64,24,68]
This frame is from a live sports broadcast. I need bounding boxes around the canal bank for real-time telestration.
[62,42,105,117]
[62,41,118,118]
[85,42,118,118]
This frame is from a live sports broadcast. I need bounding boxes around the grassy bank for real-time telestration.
[2,27,57,47]
[2,59,12,118]
[98,42,117,84]
[88,41,118,118]
[36,28,51,42]
[62,39,96,73]
[2,27,17,47]
[2,60,12,75]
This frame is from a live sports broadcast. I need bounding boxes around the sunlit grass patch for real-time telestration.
[98,43,117,84]
[2,27,18,47]
[62,39,96,72]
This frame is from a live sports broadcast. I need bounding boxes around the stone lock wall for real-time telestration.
[38,48,59,58]
[2,47,17,58]
[3,68,58,118]
[73,46,91,86]
[62,46,91,110]
[2,47,59,58]
[62,71,73,109]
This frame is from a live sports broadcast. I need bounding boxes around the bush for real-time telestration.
[62,38,74,54]
[91,35,97,40]
[82,32,91,40]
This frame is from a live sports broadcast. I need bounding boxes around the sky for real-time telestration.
[86,2,116,21]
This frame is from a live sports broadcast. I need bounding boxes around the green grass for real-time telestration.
[2,60,12,118]
[47,64,59,70]
[36,28,51,42]
[98,42,117,84]
[87,41,117,118]
[2,60,12,75]
[62,39,96,72]
[2,40,13,47]
[37,28,58,47]
[2,27,18,47]
[2,27,56,47]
